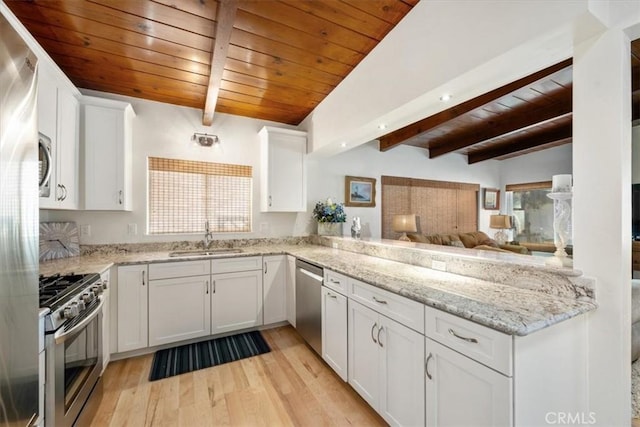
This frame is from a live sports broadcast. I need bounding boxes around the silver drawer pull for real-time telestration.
[425,352,433,380]
[372,296,387,304]
[327,292,337,299]
[371,322,378,344]
[448,328,479,343]
[329,278,340,283]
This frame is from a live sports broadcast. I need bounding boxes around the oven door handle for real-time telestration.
[53,297,103,345]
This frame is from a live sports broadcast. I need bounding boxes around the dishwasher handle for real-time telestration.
[298,268,324,283]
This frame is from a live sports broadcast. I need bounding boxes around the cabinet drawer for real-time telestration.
[349,278,424,334]
[149,260,210,280]
[424,305,512,376]
[212,256,262,273]
[324,270,348,296]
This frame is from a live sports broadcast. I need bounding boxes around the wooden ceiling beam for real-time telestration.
[467,124,572,164]
[378,58,573,152]
[203,0,238,126]
[428,96,572,158]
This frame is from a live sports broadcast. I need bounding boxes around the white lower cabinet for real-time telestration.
[425,337,512,426]
[321,285,347,381]
[263,255,287,324]
[148,275,211,347]
[117,264,148,353]
[286,255,296,327]
[348,299,425,427]
[211,270,263,334]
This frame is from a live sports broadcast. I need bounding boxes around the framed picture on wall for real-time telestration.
[345,176,376,207]
[483,188,500,210]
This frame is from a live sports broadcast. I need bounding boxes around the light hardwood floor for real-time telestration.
[88,326,387,426]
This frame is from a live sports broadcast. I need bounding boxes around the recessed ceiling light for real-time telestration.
[340,142,347,148]
[440,93,452,102]
[378,123,387,130]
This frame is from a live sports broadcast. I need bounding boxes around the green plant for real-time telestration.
[312,198,346,223]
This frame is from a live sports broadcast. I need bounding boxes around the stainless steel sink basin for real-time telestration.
[168,248,243,257]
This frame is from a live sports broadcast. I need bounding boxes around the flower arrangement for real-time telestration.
[312,198,346,223]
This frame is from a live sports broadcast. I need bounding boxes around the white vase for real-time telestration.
[317,222,343,236]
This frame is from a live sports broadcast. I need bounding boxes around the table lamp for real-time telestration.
[392,214,417,241]
[489,214,511,245]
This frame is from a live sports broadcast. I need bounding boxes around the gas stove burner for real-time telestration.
[39,273,102,311]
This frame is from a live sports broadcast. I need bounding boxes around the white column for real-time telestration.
[573,25,632,425]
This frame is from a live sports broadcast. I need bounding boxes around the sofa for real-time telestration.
[406,231,531,255]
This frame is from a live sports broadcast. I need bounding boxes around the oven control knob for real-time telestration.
[63,307,74,319]
[92,285,103,295]
[77,300,86,311]
[82,293,91,303]
[70,302,79,317]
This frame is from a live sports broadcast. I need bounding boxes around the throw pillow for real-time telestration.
[448,240,465,248]
[479,239,499,248]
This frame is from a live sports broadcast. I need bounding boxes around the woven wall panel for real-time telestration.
[381,175,478,239]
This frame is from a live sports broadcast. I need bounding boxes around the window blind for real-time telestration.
[148,157,252,234]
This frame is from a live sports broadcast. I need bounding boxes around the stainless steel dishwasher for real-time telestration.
[295,259,323,355]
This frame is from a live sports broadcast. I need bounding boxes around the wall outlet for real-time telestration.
[432,260,446,272]
[127,223,138,235]
[80,224,91,237]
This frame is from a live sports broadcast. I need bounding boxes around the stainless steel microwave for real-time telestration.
[38,132,52,197]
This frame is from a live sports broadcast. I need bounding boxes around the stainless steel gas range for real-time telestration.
[39,273,106,427]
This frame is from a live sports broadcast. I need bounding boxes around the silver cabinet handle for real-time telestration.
[206,280,209,294]
[213,280,216,294]
[371,322,378,344]
[60,184,67,201]
[377,325,384,348]
[119,190,123,205]
[141,270,145,286]
[268,195,272,207]
[264,262,267,275]
[448,328,478,343]
[426,352,433,380]
[327,292,337,299]
[329,278,340,283]
[372,296,387,304]
[56,184,63,201]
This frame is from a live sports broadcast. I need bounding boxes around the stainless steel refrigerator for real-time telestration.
[0,10,39,427]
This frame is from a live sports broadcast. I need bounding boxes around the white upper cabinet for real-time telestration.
[81,95,135,211]
[38,67,79,209]
[259,126,307,212]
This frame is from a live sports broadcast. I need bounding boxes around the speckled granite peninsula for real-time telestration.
[39,236,596,337]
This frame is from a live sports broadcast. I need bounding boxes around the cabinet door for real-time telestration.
[321,286,347,381]
[379,316,425,427]
[425,337,512,427]
[56,88,79,209]
[211,270,263,334]
[83,105,131,210]
[259,127,307,212]
[348,300,380,409]
[263,255,287,324]
[101,270,111,373]
[286,255,296,327]
[117,265,148,352]
[149,275,211,347]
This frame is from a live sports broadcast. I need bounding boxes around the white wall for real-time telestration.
[499,144,573,189]
[42,90,306,244]
[305,142,501,238]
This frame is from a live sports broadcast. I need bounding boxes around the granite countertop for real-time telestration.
[39,242,597,336]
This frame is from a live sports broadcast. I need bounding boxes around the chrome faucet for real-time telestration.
[203,221,214,248]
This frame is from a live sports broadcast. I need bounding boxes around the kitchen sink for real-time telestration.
[168,248,243,257]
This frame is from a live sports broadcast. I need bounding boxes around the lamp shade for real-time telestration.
[489,214,512,229]
[392,214,418,233]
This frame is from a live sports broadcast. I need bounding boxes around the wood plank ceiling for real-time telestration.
[5,0,417,126]
[379,38,640,163]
